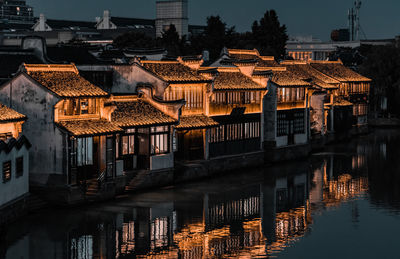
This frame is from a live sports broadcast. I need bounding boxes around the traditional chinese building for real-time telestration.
[140,60,218,161]
[0,103,30,225]
[281,60,353,139]
[310,60,371,132]
[76,62,184,174]
[0,64,126,204]
[258,66,311,152]
[199,66,267,157]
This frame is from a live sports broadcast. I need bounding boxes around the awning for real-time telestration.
[57,119,123,137]
[176,115,219,130]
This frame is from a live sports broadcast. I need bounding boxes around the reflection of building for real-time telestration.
[310,156,368,209]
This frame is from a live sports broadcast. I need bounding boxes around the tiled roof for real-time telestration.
[23,64,108,97]
[111,99,177,127]
[0,103,26,122]
[310,61,371,82]
[334,99,353,106]
[227,49,259,60]
[213,67,265,90]
[257,56,282,67]
[176,115,219,130]
[56,120,122,136]
[263,68,311,87]
[283,62,339,89]
[141,61,207,83]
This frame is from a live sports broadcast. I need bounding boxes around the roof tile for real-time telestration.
[24,64,108,97]
[176,115,219,130]
[111,99,177,127]
[0,103,26,122]
[310,61,371,82]
[57,119,122,136]
[141,61,207,82]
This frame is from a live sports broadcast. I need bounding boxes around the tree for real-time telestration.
[113,32,158,49]
[161,24,183,57]
[251,10,288,59]
[359,44,400,116]
[202,16,229,60]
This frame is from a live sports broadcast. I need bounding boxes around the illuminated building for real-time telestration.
[0,102,30,225]
[140,59,217,161]
[310,60,371,132]
[0,63,182,203]
[282,60,353,137]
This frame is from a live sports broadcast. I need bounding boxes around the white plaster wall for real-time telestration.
[0,75,64,185]
[150,153,174,171]
[77,64,168,97]
[276,136,288,147]
[0,144,29,207]
[294,133,308,145]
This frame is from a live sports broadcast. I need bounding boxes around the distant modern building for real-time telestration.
[0,0,34,24]
[156,0,188,38]
[286,35,394,61]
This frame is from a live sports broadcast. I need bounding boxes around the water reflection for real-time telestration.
[2,129,400,259]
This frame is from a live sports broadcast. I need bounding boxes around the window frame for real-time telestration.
[3,160,11,183]
[16,156,23,178]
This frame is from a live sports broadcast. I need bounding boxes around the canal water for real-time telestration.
[1,129,400,259]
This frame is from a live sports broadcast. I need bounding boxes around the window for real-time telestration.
[294,111,305,134]
[122,128,135,155]
[209,125,225,143]
[353,104,368,116]
[212,121,260,143]
[164,85,203,111]
[277,88,305,103]
[212,91,261,105]
[277,112,288,136]
[64,99,98,116]
[16,156,23,178]
[0,132,12,141]
[76,137,93,166]
[3,161,11,183]
[151,126,169,155]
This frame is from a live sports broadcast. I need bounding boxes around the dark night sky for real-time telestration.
[28,0,399,40]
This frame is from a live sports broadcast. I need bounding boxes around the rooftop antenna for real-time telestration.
[348,0,363,41]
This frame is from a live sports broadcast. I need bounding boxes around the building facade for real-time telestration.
[0,103,30,225]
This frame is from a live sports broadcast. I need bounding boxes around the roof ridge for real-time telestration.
[260,56,275,61]
[228,48,259,56]
[23,63,79,74]
[140,60,179,64]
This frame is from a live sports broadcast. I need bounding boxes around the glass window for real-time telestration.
[151,126,169,155]
[77,137,93,166]
[3,161,11,183]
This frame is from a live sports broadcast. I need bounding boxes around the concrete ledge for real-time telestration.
[264,143,311,162]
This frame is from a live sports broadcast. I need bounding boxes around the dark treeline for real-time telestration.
[114,9,288,60]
